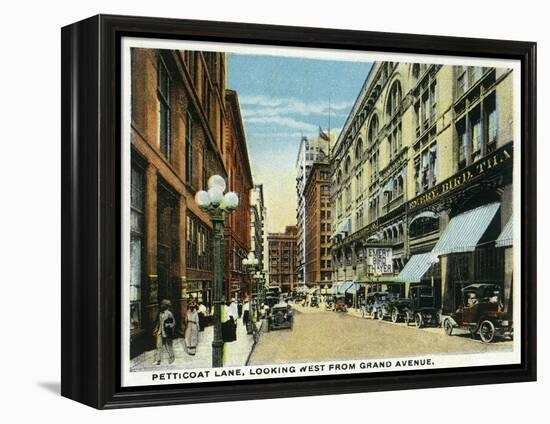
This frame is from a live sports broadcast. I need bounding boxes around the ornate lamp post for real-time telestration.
[242,252,260,325]
[195,175,239,368]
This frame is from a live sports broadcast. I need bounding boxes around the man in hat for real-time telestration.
[152,299,176,365]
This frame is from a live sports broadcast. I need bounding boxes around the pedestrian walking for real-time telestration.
[184,302,200,355]
[222,299,237,342]
[242,297,253,334]
[237,297,243,318]
[197,300,207,332]
[152,299,175,366]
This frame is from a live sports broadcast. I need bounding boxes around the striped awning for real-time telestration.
[433,203,500,255]
[397,253,434,283]
[331,281,343,294]
[338,280,355,294]
[345,282,362,294]
[496,217,513,248]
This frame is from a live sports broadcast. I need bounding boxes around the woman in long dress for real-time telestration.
[184,303,200,355]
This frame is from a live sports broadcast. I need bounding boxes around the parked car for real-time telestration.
[268,302,294,331]
[403,285,440,328]
[378,295,411,323]
[442,283,513,343]
[310,296,319,308]
[361,292,391,319]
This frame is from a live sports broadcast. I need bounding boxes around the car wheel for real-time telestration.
[378,309,384,321]
[415,312,424,328]
[404,311,411,326]
[391,308,399,323]
[444,318,453,336]
[479,320,496,343]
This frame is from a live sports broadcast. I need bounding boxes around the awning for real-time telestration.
[433,203,500,255]
[331,281,342,294]
[397,253,434,283]
[409,211,439,227]
[339,280,355,294]
[496,217,513,248]
[345,282,362,294]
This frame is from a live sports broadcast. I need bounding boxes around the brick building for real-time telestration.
[129,48,252,358]
[304,161,333,287]
[267,226,299,293]
[224,90,253,300]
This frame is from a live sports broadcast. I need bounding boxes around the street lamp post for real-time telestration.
[242,252,259,327]
[195,175,239,368]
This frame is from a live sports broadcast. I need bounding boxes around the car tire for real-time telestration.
[370,309,377,320]
[444,318,453,336]
[391,308,399,323]
[415,312,424,328]
[479,320,496,343]
[404,311,411,326]
[378,309,384,321]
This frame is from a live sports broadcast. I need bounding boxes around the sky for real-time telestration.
[228,54,372,233]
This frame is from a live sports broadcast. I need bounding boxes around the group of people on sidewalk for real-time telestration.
[152,297,253,366]
[151,299,208,366]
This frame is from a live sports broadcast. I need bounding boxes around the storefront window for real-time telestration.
[130,164,145,330]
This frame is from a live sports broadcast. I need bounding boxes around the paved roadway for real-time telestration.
[248,304,512,365]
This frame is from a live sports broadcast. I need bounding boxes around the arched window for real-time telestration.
[355,138,363,160]
[344,155,351,174]
[386,80,402,119]
[367,114,379,144]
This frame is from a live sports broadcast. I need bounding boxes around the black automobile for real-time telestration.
[403,285,440,328]
[310,296,319,308]
[268,303,294,331]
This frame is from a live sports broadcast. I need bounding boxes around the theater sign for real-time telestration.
[366,247,393,274]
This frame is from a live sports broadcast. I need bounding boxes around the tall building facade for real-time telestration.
[295,135,330,286]
[223,90,253,300]
[129,48,253,358]
[267,225,299,293]
[331,62,514,313]
[304,161,333,288]
[250,184,267,272]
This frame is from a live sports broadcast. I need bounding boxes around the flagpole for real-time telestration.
[328,97,331,159]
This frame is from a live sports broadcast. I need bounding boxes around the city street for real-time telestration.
[249,304,512,365]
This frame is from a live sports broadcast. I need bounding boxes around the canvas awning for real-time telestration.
[338,280,355,294]
[331,281,343,294]
[496,216,513,248]
[345,282,362,294]
[433,203,500,255]
[397,253,434,283]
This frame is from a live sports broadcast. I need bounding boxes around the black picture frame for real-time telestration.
[61,14,537,409]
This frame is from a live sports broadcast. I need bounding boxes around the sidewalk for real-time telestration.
[130,318,257,372]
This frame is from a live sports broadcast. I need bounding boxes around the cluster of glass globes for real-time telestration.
[195,175,239,212]
[242,252,259,267]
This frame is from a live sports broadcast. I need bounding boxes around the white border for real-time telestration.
[121,37,522,388]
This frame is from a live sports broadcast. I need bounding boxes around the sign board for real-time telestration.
[366,247,393,274]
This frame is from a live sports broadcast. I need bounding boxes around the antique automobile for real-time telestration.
[267,302,294,331]
[377,295,411,323]
[361,291,391,319]
[309,296,320,308]
[403,285,440,328]
[442,283,513,343]
[333,295,348,312]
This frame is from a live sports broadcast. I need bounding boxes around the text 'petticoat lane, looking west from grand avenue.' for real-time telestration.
[128,49,514,370]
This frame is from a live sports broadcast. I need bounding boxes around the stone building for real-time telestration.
[267,225,299,293]
[295,135,330,286]
[331,61,514,312]
[129,48,252,358]
[224,90,253,300]
[304,161,333,288]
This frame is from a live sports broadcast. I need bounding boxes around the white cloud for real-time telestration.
[239,95,352,117]
[245,115,319,133]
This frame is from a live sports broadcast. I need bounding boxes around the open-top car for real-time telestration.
[378,295,411,323]
[442,283,513,343]
[267,302,294,331]
[361,291,391,319]
[309,296,319,308]
[403,285,440,328]
[333,295,348,312]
